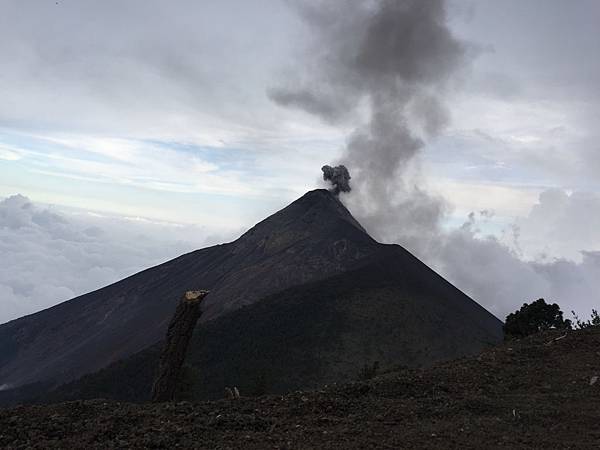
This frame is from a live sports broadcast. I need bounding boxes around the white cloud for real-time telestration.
[0,0,309,147]
[443,0,600,190]
[429,178,541,219]
[420,189,600,320]
[433,224,552,318]
[0,150,20,161]
[0,194,238,324]
[515,189,600,261]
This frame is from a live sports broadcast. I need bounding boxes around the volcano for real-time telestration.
[0,189,502,403]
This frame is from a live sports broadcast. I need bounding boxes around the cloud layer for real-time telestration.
[0,194,235,324]
[430,194,600,318]
[1,187,600,325]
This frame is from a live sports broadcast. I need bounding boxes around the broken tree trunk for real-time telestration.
[151,290,209,402]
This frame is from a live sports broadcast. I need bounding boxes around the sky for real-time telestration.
[1,0,599,324]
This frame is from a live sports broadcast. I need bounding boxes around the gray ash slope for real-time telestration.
[47,244,503,404]
[0,189,502,403]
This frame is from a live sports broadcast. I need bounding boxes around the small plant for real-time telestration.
[571,309,600,329]
[249,371,269,396]
[504,299,571,338]
[358,361,379,381]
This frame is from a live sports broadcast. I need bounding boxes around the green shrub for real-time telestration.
[504,299,571,338]
[571,309,600,329]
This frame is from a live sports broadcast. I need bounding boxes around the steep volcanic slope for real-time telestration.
[45,245,503,404]
[0,190,378,390]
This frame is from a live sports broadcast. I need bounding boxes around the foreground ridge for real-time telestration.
[2,328,599,449]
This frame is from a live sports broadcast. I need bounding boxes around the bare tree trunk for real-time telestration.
[151,290,209,402]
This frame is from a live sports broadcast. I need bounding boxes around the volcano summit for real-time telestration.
[0,190,502,404]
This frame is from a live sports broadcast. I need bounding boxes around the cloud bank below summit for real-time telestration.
[1,188,600,325]
[428,193,600,319]
[0,194,237,324]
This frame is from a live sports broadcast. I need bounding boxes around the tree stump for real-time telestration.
[151,290,209,402]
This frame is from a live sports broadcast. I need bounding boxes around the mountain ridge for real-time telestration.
[0,189,378,390]
[7,243,503,406]
[0,188,502,402]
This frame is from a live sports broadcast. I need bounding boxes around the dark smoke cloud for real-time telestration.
[271,0,466,251]
[322,164,351,195]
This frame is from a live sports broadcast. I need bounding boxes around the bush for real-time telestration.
[504,299,571,338]
[357,361,379,381]
[571,309,600,329]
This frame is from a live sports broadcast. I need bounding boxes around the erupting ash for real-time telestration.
[268,0,600,320]
[322,164,351,195]
[270,0,467,251]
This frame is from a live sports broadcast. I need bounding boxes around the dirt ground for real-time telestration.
[1,328,599,449]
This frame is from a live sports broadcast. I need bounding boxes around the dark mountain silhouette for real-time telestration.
[0,189,502,404]
[43,245,503,404]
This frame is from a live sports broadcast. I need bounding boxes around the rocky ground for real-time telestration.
[1,328,599,449]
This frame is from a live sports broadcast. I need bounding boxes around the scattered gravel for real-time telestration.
[2,328,599,449]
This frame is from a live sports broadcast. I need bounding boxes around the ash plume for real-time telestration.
[269,0,600,320]
[270,0,467,251]
[322,164,351,195]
